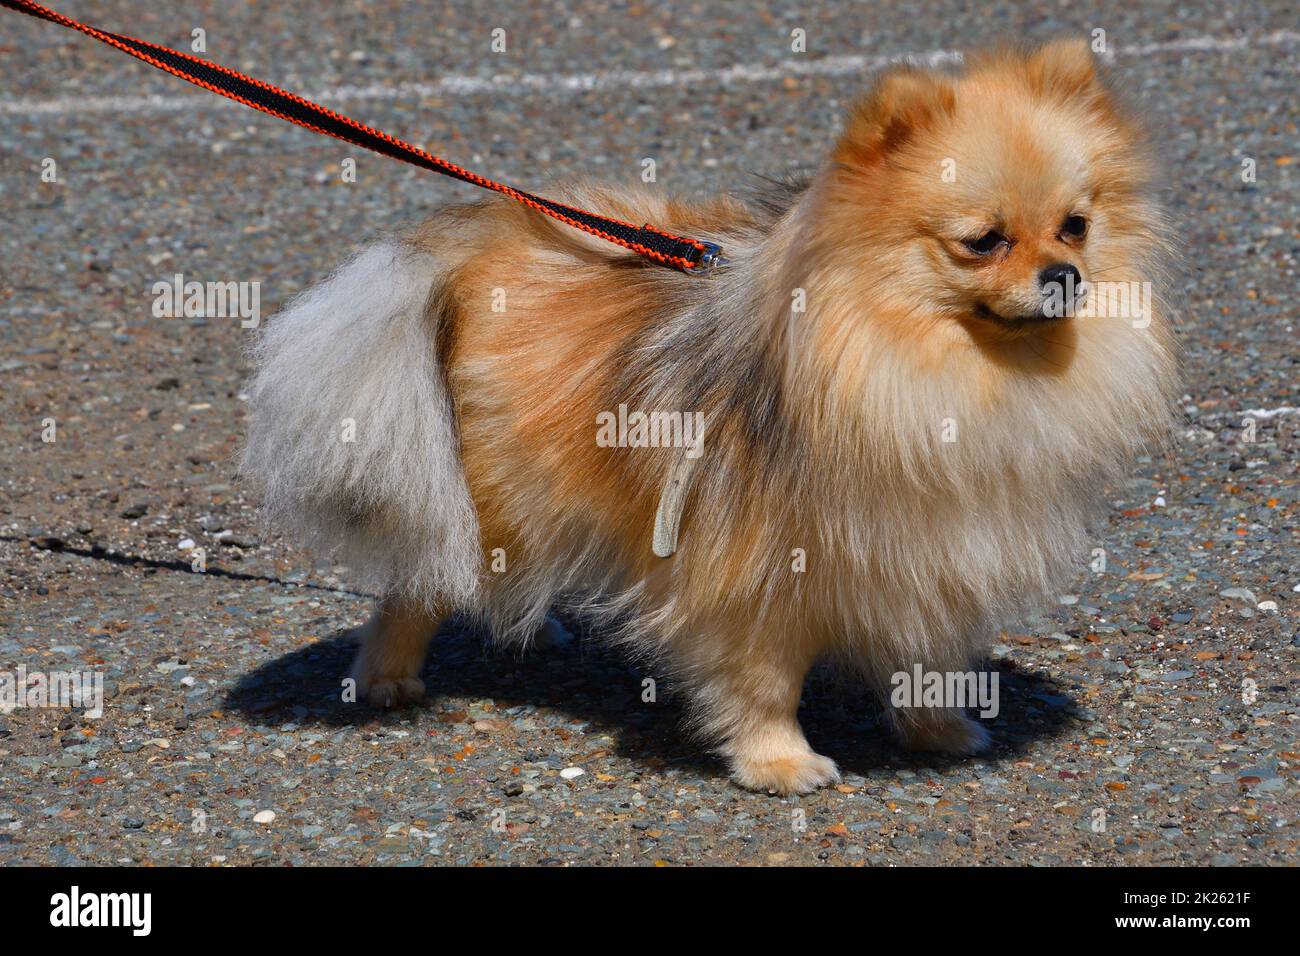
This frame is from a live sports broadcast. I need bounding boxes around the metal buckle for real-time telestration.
[684,242,728,276]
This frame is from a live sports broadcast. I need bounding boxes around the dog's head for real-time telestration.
[816,40,1168,341]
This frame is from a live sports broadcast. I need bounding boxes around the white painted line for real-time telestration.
[1,29,1297,116]
[1241,407,1299,420]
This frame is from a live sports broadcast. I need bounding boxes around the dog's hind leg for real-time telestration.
[858,638,994,757]
[350,597,444,708]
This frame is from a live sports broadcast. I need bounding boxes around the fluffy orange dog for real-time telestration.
[243,41,1177,794]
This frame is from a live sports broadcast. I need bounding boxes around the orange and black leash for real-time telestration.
[1,0,726,274]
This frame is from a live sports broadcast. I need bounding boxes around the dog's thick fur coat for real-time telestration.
[243,42,1177,793]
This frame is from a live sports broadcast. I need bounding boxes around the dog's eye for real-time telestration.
[963,230,1007,255]
[1060,214,1088,239]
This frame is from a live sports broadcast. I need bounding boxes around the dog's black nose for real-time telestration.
[1039,262,1082,295]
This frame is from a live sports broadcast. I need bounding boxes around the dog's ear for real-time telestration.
[1024,39,1104,101]
[833,67,956,167]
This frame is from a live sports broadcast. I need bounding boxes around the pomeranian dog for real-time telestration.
[242,40,1177,794]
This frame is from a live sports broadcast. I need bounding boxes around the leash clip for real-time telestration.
[684,242,727,276]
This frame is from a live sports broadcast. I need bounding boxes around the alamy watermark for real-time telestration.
[595,403,705,459]
[50,886,151,936]
[1044,275,1153,328]
[151,273,260,328]
[890,664,999,719]
[0,665,104,718]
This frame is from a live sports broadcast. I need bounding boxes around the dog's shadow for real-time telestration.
[223,615,1083,784]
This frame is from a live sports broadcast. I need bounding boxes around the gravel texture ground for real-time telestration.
[0,0,1296,866]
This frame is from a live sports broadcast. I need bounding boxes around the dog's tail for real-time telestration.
[241,240,481,609]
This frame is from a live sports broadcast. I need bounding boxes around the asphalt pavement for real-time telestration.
[0,0,1296,865]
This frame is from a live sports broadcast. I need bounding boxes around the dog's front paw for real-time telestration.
[730,749,841,796]
[899,713,992,756]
